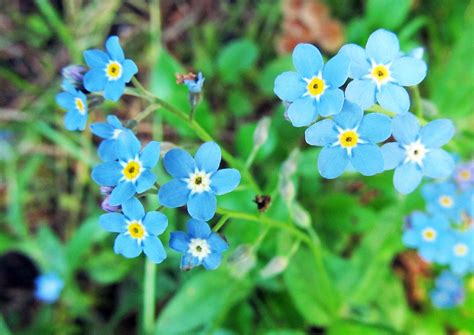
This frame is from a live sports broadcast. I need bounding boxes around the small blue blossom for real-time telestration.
[99,197,167,263]
[340,29,427,114]
[169,219,228,270]
[442,228,474,275]
[304,101,391,179]
[56,85,88,131]
[274,43,350,127]
[422,182,463,222]
[158,142,241,221]
[83,36,138,102]
[34,273,64,304]
[381,113,455,194]
[91,131,160,206]
[61,64,86,91]
[430,270,464,309]
[454,161,474,190]
[90,115,132,161]
[184,72,205,94]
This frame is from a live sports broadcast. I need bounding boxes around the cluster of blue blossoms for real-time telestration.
[274,29,455,195]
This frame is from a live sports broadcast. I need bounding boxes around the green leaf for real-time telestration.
[85,250,135,284]
[328,320,397,335]
[217,39,259,84]
[366,0,412,30]
[258,56,293,95]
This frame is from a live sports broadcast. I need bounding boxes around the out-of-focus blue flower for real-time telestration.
[381,113,455,194]
[99,197,167,263]
[304,101,391,179]
[340,29,427,114]
[274,43,350,127]
[90,115,132,161]
[422,182,463,222]
[83,36,138,102]
[430,270,464,309]
[56,85,88,131]
[184,72,205,94]
[34,273,64,304]
[169,219,228,270]
[61,64,87,91]
[402,212,450,263]
[158,142,241,221]
[91,131,160,206]
[442,228,474,275]
[454,161,474,191]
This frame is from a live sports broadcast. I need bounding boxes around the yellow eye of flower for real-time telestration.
[339,130,359,148]
[422,228,437,241]
[438,195,454,208]
[128,221,145,239]
[454,243,468,257]
[371,65,390,82]
[106,61,122,80]
[307,77,325,96]
[123,161,141,180]
[75,98,85,114]
[460,169,471,181]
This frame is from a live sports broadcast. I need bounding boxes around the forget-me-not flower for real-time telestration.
[92,131,160,206]
[454,161,474,190]
[381,113,455,194]
[34,273,64,304]
[422,182,463,222]
[340,29,427,114]
[99,197,167,263]
[83,36,138,101]
[169,219,228,270]
[442,228,474,275]
[304,100,391,179]
[184,72,205,94]
[90,115,132,161]
[158,142,241,221]
[56,84,88,131]
[274,43,350,127]
[430,270,464,309]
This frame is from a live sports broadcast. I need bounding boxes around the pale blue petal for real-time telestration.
[90,122,114,138]
[104,79,126,102]
[323,53,349,88]
[211,169,240,195]
[422,149,455,179]
[169,231,190,253]
[273,71,306,102]
[56,92,74,109]
[91,161,122,186]
[287,96,317,127]
[420,119,455,148]
[187,192,217,221]
[365,29,400,64]
[121,196,145,220]
[83,49,109,68]
[76,114,87,131]
[376,83,409,114]
[304,119,338,146]
[345,79,376,110]
[394,163,423,194]
[351,144,384,176]
[339,44,370,79]
[391,57,427,86]
[143,212,168,235]
[318,146,348,179]
[203,253,223,270]
[208,233,229,253]
[114,234,142,258]
[83,68,107,92]
[419,245,436,262]
[117,131,141,161]
[392,112,420,145]
[163,148,195,178]
[64,110,81,131]
[140,141,160,169]
[333,100,364,129]
[358,113,392,143]
[105,36,124,61]
[292,43,323,78]
[158,179,190,208]
[136,170,157,193]
[381,142,405,170]
[195,142,221,173]
[107,115,122,128]
[180,254,201,270]
[318,88,344,117]
[402,229,419,248]
[187,219,211,239]
[122,59,138,82]
[109,181,136,206]
[143,237,167,264]
[97,139,118,161]
[99,213,125,232]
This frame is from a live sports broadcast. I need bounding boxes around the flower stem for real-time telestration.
[143,259,156,335]
[409,85,423,120]
[213,214,230,232]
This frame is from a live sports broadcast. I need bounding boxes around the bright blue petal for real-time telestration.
[287,96,317,127]
[114,234,142,258]
[116,131,141,161]
[136,170,156,193]
[195,142,221,173]
[292,43,323,78]
[392,112,420,145]
[83,68,107,92]
[420,119,455,149]
[109,181,136,206]
[333,100,364,129]
[358,113,392,143]
[169,231,190,253]
[158,179,190,208]
[143,212,168,235]
[211,168,240,195]
[419,245,437,262]
[422,149,455,179]
[83,49,109,68]
[421,183,438,201]
[76,114,88,131]
[351,144,384,176]
[99,213,125,232]
[318,88,344,117]
[90,122,114,138]
[402,229,419,248]
[56,92,74,109]
[208,233,229,253]
[105,36,124,61]
[187,219,211,239]
[323,53,349,88]
[273,71,306,102]
[91,161,122,186]
[339,44,370,79]
[376,83,409,114]
[304,119,338,147]
[104,79,126,102]
[345,79,376,110]
[107,115,122,128]
[122,59,138,82]
[64,110,81,131]
[391,57,427,86]
[365,29,400,64]
[97,139,118,161]
[381,142,405,170]
[203,253,223,270]
[394,163,423,194]
[143,237,167,264]
[140,141,160,169]
[163,148,195,178]
[121,196,145,220]
[180,254,201,270]
[318,146,348,179]
[187,192,217,221]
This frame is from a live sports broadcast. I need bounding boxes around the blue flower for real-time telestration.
[90,115,132,161]
[430,270,464,309]
[158,142,241,221]
[402,212,450,263]
[304,100,391,178]
[422,182,463,222]
[83,36,138,102]
[99,197,167,263]
[443,228,474,275]
[184,72,205,94]
[169,219,228,270]
[91,131,160,206]
[34,273,64,304]
[454,161,474,191]
[381,113,455,194]
[340,29,427,114]
[61,64,87,91]
[55,85,88,131]
[274,43,350,127]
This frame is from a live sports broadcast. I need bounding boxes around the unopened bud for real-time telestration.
[290,202,311,228]
[100,186,114,195]
[228,244,256,279]
[61,65,86,91]
[280,178,296,204]
[253,117,271,148]
[101,195,121,212]
[259,256,289,279]
[281,149,299,178]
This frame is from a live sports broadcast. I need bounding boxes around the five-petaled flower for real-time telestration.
[83,36,138,101]
[56,84,88,131]
[304,100,391,179]
[34,273,64,304]
[99,197,167,263]
[422,182,464,222]
[454,161,474,191]
[440,228,474,275]
[169,219,228,270]
[91,131,160,206]
[340,29,427,114]
[381,112,455,194]
[90,115,132,161]
[430,270,465,309]
[158,142,241,221]
[274,43,350,127]
[184,72,205,94]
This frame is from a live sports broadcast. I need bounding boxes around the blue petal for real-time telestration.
[136,170,156,193]
[91,161,122,186]
[114,234,142,258]
[323,53,349,88]
[109,181,136,206]
[419,245,436,262]
[351,144,384,176]
[381,142,405,170]
[195,142,221,173]
[421,183,438,200]
[420,119,455,149]
[292,43,323,78]
[83,49,109,68]
[97,139,118,161]
[56,92,74,109]
[339,44,370,79]
[333,100,364,129]
[345,79,376,110]
[208,233,229,253]
[358,113,392,143]
[64,110,82,131]
[318,146,348,179]
[304,119,338,147]
[143,212,168,235]
[365,29,400,64]
[392,112,420,145]
[117,131,141,162]
[391,57,427,86]
[180,254,201,270]
[163,148,195,178]
[83,68,108,92]
[104,79,126,102]
[90,122,114,138]
[122,59,138,82]
[394,163,423,194]
[318,88,344,117]
[169,231,190,253]
[99,213,125,232]
[376,83,409,114]
[76,114,88,131]
[187,219,211,239]
[121,196,145,220]
[287,96,317,127]
[105,36,124,61]
[273,71,306,102]
[422,149,455,179]
[187,192,217,221]
[143,237,167,264]
[107,115,122,128]
[402,229,419,248]
[158,179,190,208]
[203,253,223,270]
[211,169,240,195]
[140,141,160,169]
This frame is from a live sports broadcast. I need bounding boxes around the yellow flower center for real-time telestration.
[454,243,468,257]
[422,228,437,242]
[460,169,471,181]
[339,130,359,148]
[123,161,141,181]
[75,97,85,114]
[105,61,122,80]
[438,195,454,208]
[307,77,325,96]
[371,65,390,82]
[128,221,145,239]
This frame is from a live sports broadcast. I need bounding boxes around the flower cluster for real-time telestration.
[430,270,465,309]
[274,29,456,194]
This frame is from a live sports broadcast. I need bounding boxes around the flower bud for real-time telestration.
[101,195,121,212]
[281,149,299,178]
[253,117,271,148]
[290,202,311,228]
[100,186,114,195]
[279,178,296,204]
[61,65,86,90]
[259,256,289,279]
[228,244,256,279]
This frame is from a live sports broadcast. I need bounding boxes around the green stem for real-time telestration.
[409,86,423,120]
[245,146,259,169]
[143,259,156,335]
[213,214,230,232]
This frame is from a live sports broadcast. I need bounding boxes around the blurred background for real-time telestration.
[0,0,473,334]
